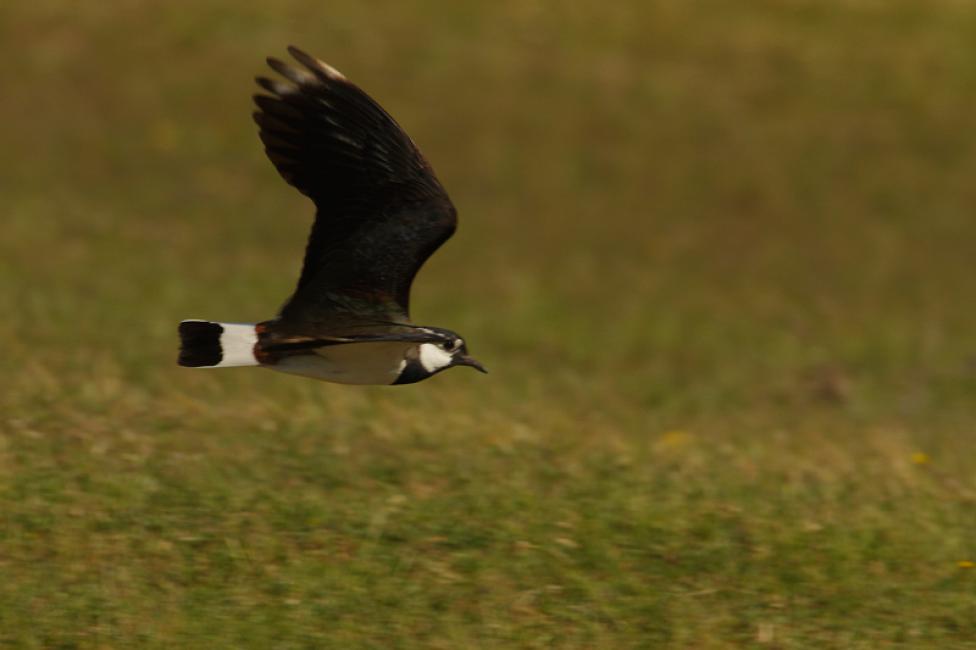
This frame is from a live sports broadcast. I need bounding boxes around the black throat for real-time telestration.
[392,359,430,385]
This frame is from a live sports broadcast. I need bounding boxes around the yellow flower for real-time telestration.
[911,452,930,465]
[957,560,974,569]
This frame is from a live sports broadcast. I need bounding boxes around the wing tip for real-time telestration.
[255,75,292,96]
[287,45,346,81]
[267,56,314,86]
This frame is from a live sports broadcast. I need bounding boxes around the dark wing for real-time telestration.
[253,322,453,365]
[260,329,448,354]
[254,46,457,328]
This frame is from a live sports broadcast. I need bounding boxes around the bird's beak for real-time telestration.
[457,355,487,374]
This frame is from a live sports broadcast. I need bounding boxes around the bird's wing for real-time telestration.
[259,329,448,353]
[254,46,457,329]
[253,323,452,365]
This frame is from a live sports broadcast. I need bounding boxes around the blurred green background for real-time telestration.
[3,1,976,647]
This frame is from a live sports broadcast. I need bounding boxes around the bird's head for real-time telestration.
[394,328,486,384]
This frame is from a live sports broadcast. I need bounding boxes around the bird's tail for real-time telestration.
[178,320,260,368]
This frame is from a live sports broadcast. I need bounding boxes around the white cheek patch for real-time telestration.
[418,343,453,373]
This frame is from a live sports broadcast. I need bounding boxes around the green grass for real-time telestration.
[4,0,976,646]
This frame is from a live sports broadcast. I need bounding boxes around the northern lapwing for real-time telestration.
[178,47,485,385]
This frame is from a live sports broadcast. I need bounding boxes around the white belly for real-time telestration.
[266,341,410,385]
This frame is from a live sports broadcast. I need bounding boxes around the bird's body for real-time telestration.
[274,341,414,385]
[178,47,484,385]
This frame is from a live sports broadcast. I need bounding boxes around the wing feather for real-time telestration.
[253,47,457,327]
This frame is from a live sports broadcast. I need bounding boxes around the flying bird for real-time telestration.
[178,47,485,385]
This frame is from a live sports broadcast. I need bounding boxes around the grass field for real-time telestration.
[3,1,976,647]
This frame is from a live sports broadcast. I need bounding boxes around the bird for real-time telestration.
[178,46,485,385]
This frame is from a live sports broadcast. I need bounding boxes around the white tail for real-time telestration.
[178,320,259,368]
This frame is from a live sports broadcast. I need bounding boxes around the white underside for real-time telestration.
[269,341,412,385]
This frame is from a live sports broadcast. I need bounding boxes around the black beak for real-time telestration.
[457,355,487,374]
